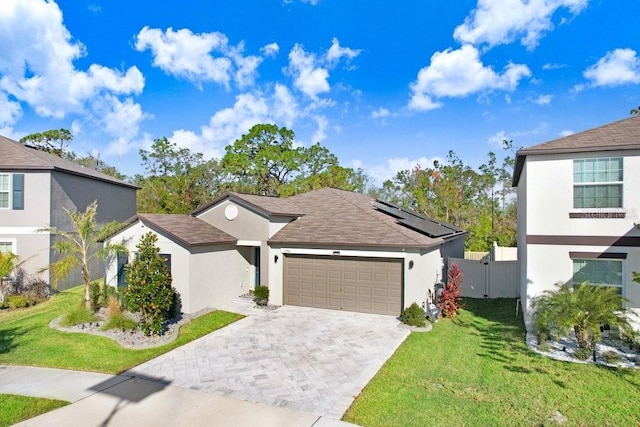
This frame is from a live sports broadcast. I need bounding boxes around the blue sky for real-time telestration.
[1,0,639,183]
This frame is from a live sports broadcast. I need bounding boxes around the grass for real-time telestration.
[0,394,68,426]
[0,286,243,374]
[344,298,640,427]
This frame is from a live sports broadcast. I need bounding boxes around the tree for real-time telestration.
[137,138,228,213]
[532,282,630,360]
[124,233,177,335]
[40,201,126,309]
[222,124,303,196]
[19,129,73,157]
[69,153,127,180]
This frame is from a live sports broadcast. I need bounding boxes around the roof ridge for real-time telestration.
[1,137,50,167]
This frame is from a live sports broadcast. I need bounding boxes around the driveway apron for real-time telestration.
[127,304,409,419]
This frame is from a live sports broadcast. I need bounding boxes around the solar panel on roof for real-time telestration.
[373,199,462,238]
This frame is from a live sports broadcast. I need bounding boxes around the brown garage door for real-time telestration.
[284,255,402,316]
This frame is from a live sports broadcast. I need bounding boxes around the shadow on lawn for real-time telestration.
[0,325,27,354]
[454,298,533,368]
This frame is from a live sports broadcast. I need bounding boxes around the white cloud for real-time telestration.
[135,27,263,89]
[93,95,150,156]
[0,93,22,127]
[311,115,328,142]
[261,43,280,57]
[287,44,330,99]
[285,39,361,100]
[487,123,548,148]
[582,48,640,87]
[326,38,361,66]
[559,129,575,137]
[453,0,588,50]
[533,94,552,105]
[367,156,439,185]
[168,84,310,159]
[371,107,391,119]
[409,45,531,111]
[0,0,144,120]
[542,63,567,70]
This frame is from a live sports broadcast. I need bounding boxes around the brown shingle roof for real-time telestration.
[513,115,640,186]
[269,188,464,248]
[192,191,305,217]
[0,135,137,189]
[137,214,236,247]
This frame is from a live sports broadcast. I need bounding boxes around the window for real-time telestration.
[0,174,8,209]
[0,173,24,210]
[0,242,13,254]
[572,259,623,293]
[573,157,622,209]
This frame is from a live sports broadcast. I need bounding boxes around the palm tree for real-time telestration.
[40,201,126,309]
[532,282,630,360]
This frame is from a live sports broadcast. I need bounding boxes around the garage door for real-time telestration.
[284,255,402,316]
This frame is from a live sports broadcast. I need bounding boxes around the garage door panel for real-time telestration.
[284,255,402,316]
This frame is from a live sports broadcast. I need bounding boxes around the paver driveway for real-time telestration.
[127,303,409,419]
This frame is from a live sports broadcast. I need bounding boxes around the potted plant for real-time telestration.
[253,285,269,306]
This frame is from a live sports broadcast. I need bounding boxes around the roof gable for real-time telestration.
[0,135,138,189]
[192,191,304,218]
[117,214,236,248]
[513,115,640,186]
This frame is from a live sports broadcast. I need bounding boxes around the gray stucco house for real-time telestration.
[0,135,138,289]
[106,188,466,316]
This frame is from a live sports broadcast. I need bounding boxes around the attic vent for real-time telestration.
[225,205,238,221]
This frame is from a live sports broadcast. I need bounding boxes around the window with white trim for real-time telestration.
[573,157,623,209]
[572,259,623,294]
[0,242,13,254]
[0,174,8,209]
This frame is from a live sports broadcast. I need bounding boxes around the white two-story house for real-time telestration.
[0,135,138,289]
[513,115,640,331]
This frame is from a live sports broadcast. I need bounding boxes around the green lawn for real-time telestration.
[344,298,640,427]
[0,287,243,374]
[0,394,68,426]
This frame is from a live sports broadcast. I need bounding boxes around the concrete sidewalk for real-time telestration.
[0,366,357,426]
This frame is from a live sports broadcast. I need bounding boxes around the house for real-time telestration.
[513,115,640,331]
[0,135,138,289]
[106,187,466,316]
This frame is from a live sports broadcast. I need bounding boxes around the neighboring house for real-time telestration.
[513,115,640,331]
[106,187,466,316]
[0,135,138,289]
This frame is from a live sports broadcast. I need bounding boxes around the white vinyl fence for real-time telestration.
[450,257,520,298]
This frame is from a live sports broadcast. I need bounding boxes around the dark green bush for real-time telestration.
[401,303,426,327]
[89,281,101,311]
[253,286,269,306]
[7,295,28,309]
[573,347,591,361]
[124,233,178,336]
[100,284,117,308]
[601,350,620,364]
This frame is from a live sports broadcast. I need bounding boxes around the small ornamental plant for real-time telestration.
[401,303,426,327]
[124,233,178,336]
[253,285,269,306]
[440,262,463,318]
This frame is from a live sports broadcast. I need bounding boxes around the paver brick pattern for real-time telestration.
[128,302,409,419]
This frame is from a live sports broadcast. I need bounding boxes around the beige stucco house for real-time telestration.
[0,135,138,289]
[513,115,640,331]
[106,188,466,316]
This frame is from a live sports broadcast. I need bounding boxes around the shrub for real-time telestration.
[124,233,178,336]
[7,295,28,309]
[101,312,137,331]
[107,295,120,316]
[440,263,463,318]
[89,281,101,311]
[572,347,591,361]
[61,299,96,326]
[602,350,620,364]
[101,285,118,308]
[20,277,52,305]
[253,286,269,306]
[401,303,426,327]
